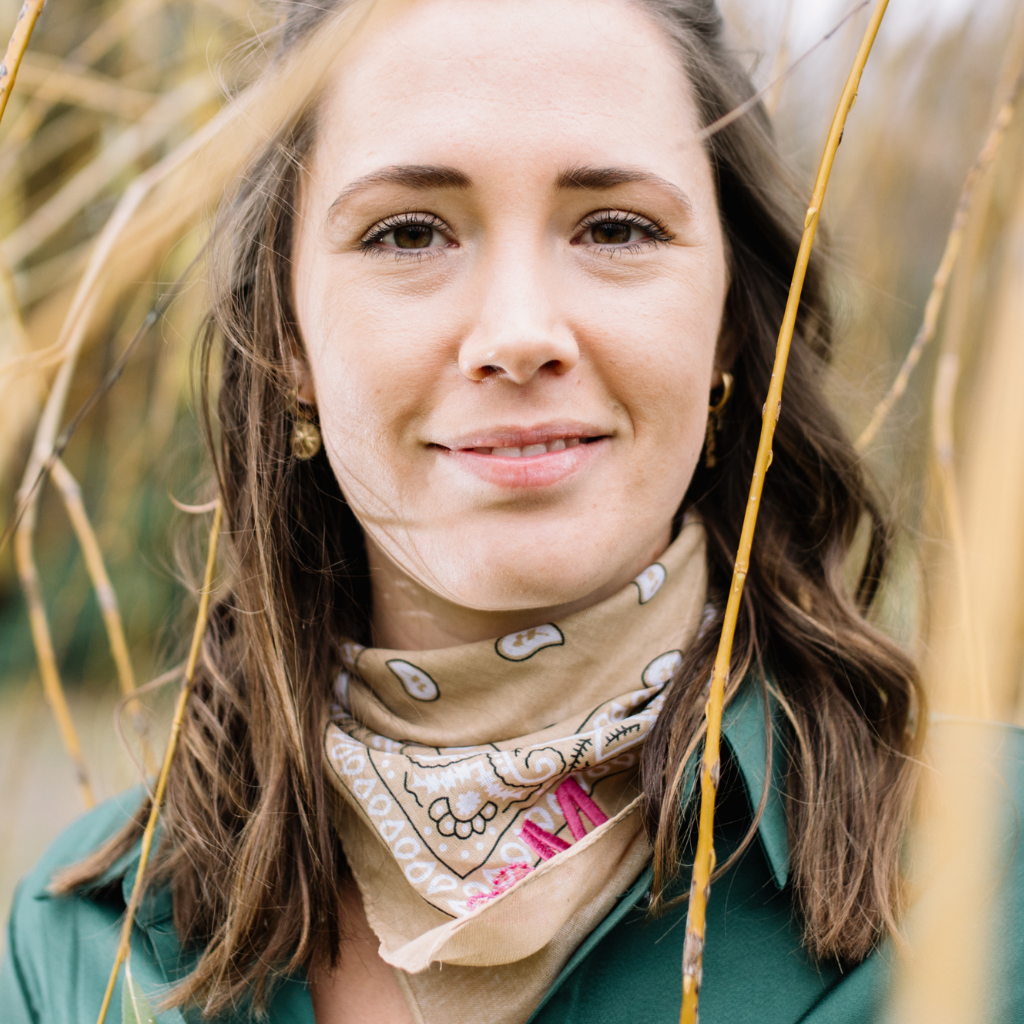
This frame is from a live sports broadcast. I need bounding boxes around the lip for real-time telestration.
[431,422,611,489]
[433,422,609,451]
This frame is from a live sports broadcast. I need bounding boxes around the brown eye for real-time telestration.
[590,221,635,245]
[392,224,435,248]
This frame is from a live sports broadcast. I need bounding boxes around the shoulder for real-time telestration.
[1,787,146,1024]
[16,785,146,900]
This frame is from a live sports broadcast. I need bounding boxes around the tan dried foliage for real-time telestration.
[1,0,1024,1019]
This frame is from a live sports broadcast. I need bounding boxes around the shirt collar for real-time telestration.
[678,676,789,889]
[62,683,789,926]
[720,677,790,889]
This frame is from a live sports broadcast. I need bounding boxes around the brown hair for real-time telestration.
[57,0,922,1013]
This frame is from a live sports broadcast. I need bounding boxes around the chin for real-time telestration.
[442,542,625,614]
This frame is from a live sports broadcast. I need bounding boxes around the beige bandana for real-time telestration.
[323,518,707,1024]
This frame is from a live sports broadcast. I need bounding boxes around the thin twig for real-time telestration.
[678,3,891,1021]
[699,0,871,141]
[856,60,1024,451]
[114,665,186,799]
[0,0,47,127]
[94,499,222,1024]
[50,457,155,772]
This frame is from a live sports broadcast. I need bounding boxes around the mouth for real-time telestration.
[467,437,588,457]
[431,426,610,488]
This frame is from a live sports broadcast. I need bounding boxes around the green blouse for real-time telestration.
[4,683,1024,1023]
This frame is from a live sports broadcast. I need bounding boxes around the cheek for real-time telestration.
[574,263,723,446]
[294,257,451,514]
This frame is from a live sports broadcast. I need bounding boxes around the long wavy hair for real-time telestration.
[57,0,923,1014]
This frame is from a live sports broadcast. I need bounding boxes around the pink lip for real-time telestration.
[434,422,607,451]
[431,423,611,489]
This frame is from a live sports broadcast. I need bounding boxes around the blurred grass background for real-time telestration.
[0,0,1022,958]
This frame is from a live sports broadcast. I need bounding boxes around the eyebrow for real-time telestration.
[556,165,694,214]
[325,162,694,222]
[327,164,471,219]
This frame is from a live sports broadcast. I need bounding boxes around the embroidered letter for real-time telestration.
[466,863,533,910]
[555,777,608,841]
[519,819,571,860]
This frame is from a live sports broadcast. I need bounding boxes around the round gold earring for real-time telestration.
[289,391,322,460]
[704,371,734,469]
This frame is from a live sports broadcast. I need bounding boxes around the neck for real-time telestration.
[365,529,672,651]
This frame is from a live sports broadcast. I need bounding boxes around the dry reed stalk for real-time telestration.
[917,7,1024,719]
[678,3,891,1020]
[10,288,101,809]
[887,718,1000,1024]
[13,238,91,306]
[13,53,156,118]
[764,0,794,118]
[50,456,154,771]
[889,184,1024,1020]
[0,0,160,180]
[93,498,222,1024]
[1,0,376,394]
[855,59,1024,452]
[13,486,96,809]
[0,0,46,126]
[0,258,43,485]
[700,1,871,142]
[889,19,1024,1017]
[1,73,215,267]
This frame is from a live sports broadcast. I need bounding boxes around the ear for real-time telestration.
[285,344,317,407]
[712,317,739,389]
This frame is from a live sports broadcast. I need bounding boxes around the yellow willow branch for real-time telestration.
[856,60,1024,451]
[0,0,46,126]
[678,3,891,1021]
[50,457,155,772]
[94,499,222,1024]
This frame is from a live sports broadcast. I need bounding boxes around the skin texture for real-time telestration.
[292,0,729,658]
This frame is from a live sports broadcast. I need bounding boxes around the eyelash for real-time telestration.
[573,210,674,253]
[357,208,673,259]
[358,211,454,259]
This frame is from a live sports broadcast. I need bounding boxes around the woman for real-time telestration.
[4,0,1023,1022]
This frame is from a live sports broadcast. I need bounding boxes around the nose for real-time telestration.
[458,248,579,384]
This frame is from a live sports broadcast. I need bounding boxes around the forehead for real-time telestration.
[312,0,704,182]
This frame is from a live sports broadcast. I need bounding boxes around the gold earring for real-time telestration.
[289,391,322,460]
[704,372,733,469]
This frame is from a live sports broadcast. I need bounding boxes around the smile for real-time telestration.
[471,438,582,457]
[431,427,610,489]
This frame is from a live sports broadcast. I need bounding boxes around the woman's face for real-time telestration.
[292,0,728,645]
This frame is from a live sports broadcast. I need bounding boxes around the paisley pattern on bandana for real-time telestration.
[327,664,672,916]
[322,516,708,1005]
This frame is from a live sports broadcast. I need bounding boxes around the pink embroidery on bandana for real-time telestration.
[466,863,533,910]
[518,779,610,861]
[520,819,572,860]
[556,777,609,840]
